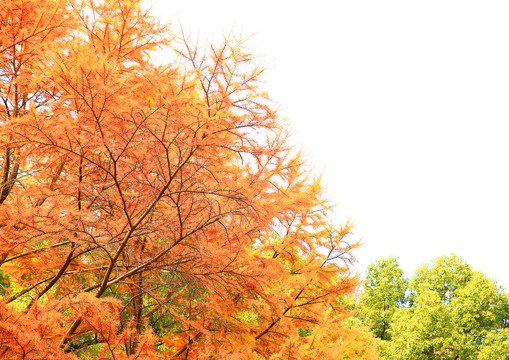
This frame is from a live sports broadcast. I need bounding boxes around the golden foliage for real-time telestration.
[0,0,378,358]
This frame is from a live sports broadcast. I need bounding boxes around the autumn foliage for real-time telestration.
[0,0,377,358]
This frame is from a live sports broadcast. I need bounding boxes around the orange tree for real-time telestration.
[0,0,378,359]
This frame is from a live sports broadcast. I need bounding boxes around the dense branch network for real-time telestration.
[0,1,377,359]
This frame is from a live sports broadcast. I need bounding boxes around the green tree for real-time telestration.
[478,328,509,360]
[360,257,408,340]
[410,254,473,303]
[451,271,509,337]
[380,255,509,360]
[383,290,471,360]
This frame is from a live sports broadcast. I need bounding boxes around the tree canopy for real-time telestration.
[0,0,378,359]
[360,257,407,340]
[360,255,509,360]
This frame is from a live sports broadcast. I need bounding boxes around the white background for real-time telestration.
[152,0,509,289]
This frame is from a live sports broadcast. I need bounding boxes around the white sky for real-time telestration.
[151,0,509,290]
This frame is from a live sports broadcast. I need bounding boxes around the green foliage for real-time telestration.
[478,328,509,360]
[0,270,9,295]
[451,271,509,337]
[359,254,509,360]
[382,290,472,359]
[360,257,407,340]
[298,327,312,337]
[410,254,472,304]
